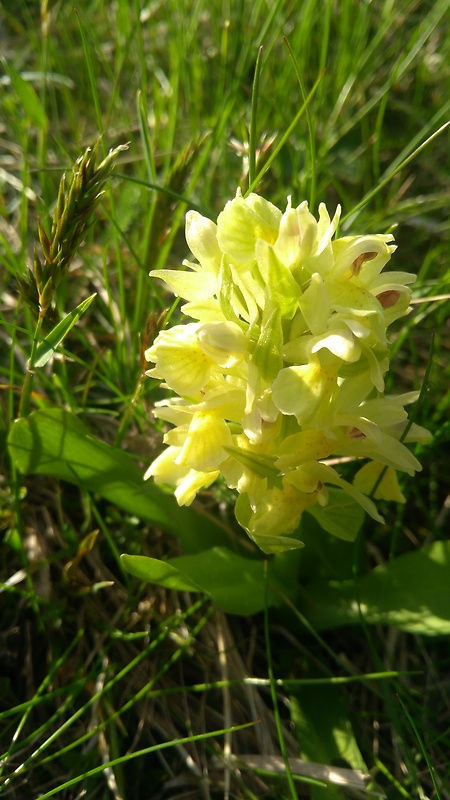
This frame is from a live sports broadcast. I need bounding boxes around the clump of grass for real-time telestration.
[19,141,128,319]
[16,141,127,419]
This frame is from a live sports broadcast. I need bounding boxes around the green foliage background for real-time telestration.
[1,1,450,798]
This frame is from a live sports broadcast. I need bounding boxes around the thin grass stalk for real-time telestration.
[263,561,298,800]
[37,721,254,800]
[0,600,208,789]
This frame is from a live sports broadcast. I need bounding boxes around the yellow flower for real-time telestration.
[174,411,233,472]
[353,462,406,503]
[144,446,220,506]
[145,323,213,395]
[271,357,340,427]
[144,189,429,552]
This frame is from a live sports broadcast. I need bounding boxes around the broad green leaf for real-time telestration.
[1,59,48,130]
[305,488,365,542]
[33,294,97,368]
[300,540,450,635]
[290,682,368,800]
[297,515,361,583]
[120,555,202,593]
[7,408,228,553]
[122,546,288,615]
[248,530,305,555]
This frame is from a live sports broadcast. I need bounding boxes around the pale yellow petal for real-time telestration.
[353,462,406,503]
[175,411,233,471]
[175,469,220,505]
[145,324,212,395]
[198,321,247,367]
[185,211,221,274]
[150,268,217,302]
